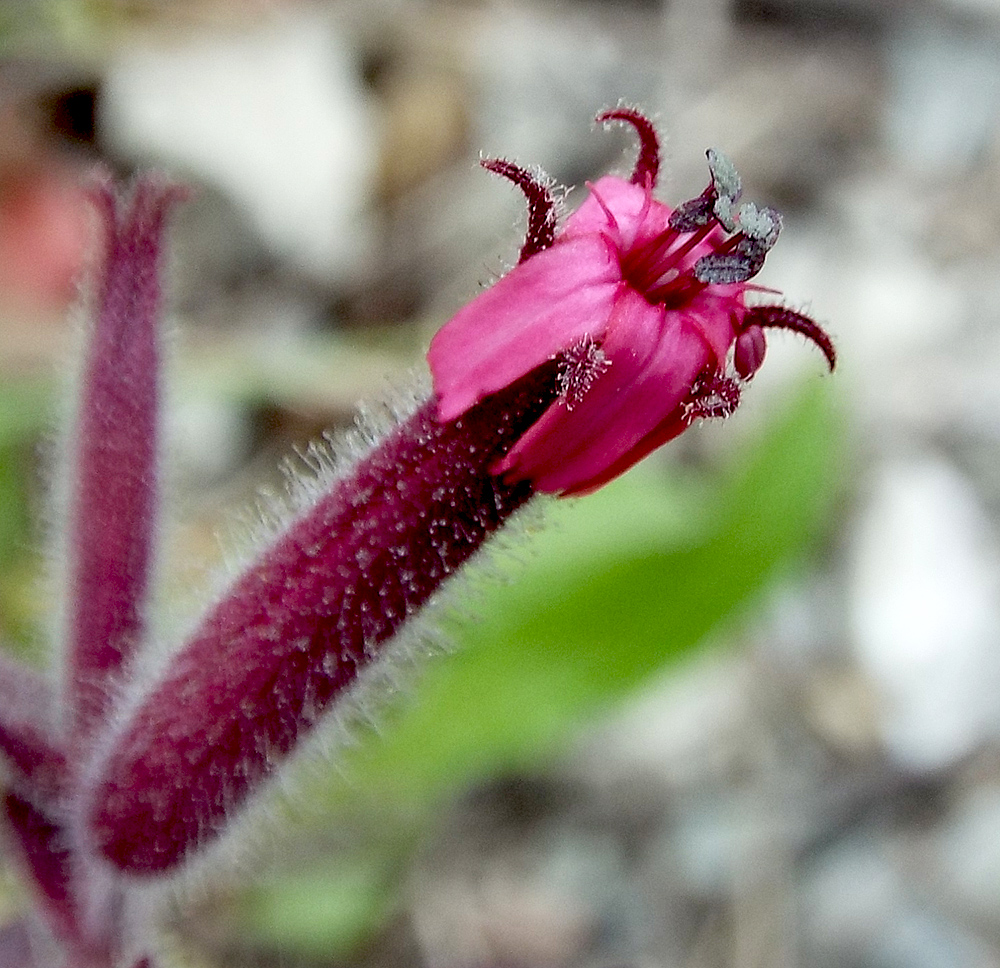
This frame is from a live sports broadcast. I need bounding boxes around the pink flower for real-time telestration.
[429,107,835,496]
[0,105,836,968]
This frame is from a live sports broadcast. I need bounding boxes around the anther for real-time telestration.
[736,202,781,248]
[694,250,761,285]
[706,149,742,231]
[669,190,716,232]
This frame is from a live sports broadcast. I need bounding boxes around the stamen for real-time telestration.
[621,228,680,293]
[736,202,781,248]
[596,106,660,190]
[706,149,741,231]
[694,250,761,285]
[694,229,770,285]
[670,149,746,236]
[622,218,716,304]
[481,158,558,263]
[744,305,837,371]
[648,274,701,308]
[669,190,716,232]
[667,221,718,266]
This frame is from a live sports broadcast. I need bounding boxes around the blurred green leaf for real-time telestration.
[239,858,398,962]
[0,445,30,569]
[0,379,53,648]
[0,380,53,446]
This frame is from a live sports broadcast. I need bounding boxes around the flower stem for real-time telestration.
[87,362,560,874]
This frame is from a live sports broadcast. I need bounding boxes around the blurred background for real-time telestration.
[2,0,1000,966]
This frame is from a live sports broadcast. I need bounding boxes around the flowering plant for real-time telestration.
[0,107,833,968]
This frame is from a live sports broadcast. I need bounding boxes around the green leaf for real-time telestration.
[0,379,53,446]
[0,379,53,649]
[237,858,399,962]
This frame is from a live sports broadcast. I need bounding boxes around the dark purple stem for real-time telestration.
[0,653,64,805]
[3,794,79,946]
[88,364,559,874]
[68,179,183,738]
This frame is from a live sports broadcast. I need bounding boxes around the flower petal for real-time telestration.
[560,175,670,248]
[562,176,671,250]
[683,289,744,365]
[562,405,690,496]
[429,235,622,421]
[495,287,711,494]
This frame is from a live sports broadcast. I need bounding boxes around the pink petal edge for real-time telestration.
[496,287,711,494]
[429,235,621,420]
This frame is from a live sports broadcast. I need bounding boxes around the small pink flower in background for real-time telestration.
[430,107,835,496]
[0,107,834,968]
[0,169,91,311]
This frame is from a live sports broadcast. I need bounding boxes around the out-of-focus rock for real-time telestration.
[848,457,1000,771]
[407,774,666,968]
[100,10,376,283]
[885,11,1000,176]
